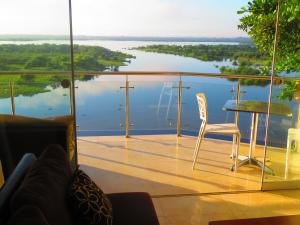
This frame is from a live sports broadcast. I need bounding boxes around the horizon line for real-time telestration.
[0,34,250,39]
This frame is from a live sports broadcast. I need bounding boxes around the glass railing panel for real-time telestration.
[75,75,125,135]
[265,84,296,148]
[14,81,71,118]
[262,81,300,188]
[261,0,300,190]
[0,74,72,118]
[0,0,74,182]
[237,80,271,145]
[128,75,179,134]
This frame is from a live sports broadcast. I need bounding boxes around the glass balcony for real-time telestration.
[0,75,72,118]
[1,0,300,224]
[1,71,299,195]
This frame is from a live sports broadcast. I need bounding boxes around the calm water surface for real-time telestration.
[0,40,297,147]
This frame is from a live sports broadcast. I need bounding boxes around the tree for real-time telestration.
[238,0,300,100]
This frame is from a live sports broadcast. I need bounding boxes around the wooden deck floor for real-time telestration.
[77,134,264,196]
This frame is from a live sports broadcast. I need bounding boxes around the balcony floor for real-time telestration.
[77,134,264,196]
[77,135,300,225]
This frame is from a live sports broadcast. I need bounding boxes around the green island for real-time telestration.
[0,44,134,71]
[0,44,134,98]
[133,44,271,86]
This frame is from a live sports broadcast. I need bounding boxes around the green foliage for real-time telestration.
[220,65,270,86]
[278,80,297,101]
[135,44,270,86]
[134,44,268,64]
[238,0,300,100]
[0,44,134,97]
[0,44,134,72]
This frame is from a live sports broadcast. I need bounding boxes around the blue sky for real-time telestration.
[0,0,250,37]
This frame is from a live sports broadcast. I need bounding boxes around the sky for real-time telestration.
[0,0,249,37]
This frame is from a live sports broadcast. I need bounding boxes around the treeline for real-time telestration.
[0,44,134,71]
[0,44,134,97]
[134,44,267,63]
[134,44,270,86]
[0,35,252,43]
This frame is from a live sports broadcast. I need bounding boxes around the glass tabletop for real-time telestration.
[223,100,293,117]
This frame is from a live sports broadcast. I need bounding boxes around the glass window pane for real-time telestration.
[0,0,75,183]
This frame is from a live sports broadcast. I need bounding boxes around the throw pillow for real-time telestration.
[67,169,113,225]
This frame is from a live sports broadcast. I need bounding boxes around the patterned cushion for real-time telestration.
[67,169,113,225]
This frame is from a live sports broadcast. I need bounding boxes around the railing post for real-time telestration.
[125,78,129,138]
[235,79,241,125]
[9,81,15,115]
[120,76,134,138]
[177,78,182,137]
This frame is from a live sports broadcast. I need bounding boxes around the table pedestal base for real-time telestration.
[231,155,274,175]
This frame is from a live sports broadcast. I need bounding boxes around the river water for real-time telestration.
[0,40,297,147]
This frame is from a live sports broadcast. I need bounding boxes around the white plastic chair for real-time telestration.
[193,93,240,171]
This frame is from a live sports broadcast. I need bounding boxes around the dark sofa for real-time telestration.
[0,145,160,225]
[0,115,75,180]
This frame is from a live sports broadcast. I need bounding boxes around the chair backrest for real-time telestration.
[196,93,207,122]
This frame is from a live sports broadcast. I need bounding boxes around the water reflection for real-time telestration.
[0,86,70,118]
[0,75,297,148]
[0,40,297,148]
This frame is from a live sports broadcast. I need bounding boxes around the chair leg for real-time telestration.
[234,134,241,172]
[193,126,203,159]
[193,131,204,170]
[230,134,236,159]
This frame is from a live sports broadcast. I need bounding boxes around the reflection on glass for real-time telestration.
[261,0,300,189]
[129,76,179,133]
[75,75,125,135]
[0,0,75,181]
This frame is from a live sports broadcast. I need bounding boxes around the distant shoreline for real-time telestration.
[0,35,252,43]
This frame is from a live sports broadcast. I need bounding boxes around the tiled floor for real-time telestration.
[77,134,300,225]
[153,190,300,225]
[77,134,263,196]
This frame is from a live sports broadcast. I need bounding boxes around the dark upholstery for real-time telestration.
[10,145,73,225]
[0,145,160,225]
[107,192,160,225]
[6,205,49,225]
[0,115,69,179]
[0,153,36,224]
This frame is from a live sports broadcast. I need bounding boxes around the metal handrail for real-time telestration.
[0,70,299,81]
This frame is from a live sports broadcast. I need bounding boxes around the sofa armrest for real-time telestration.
[0,153,36,223]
